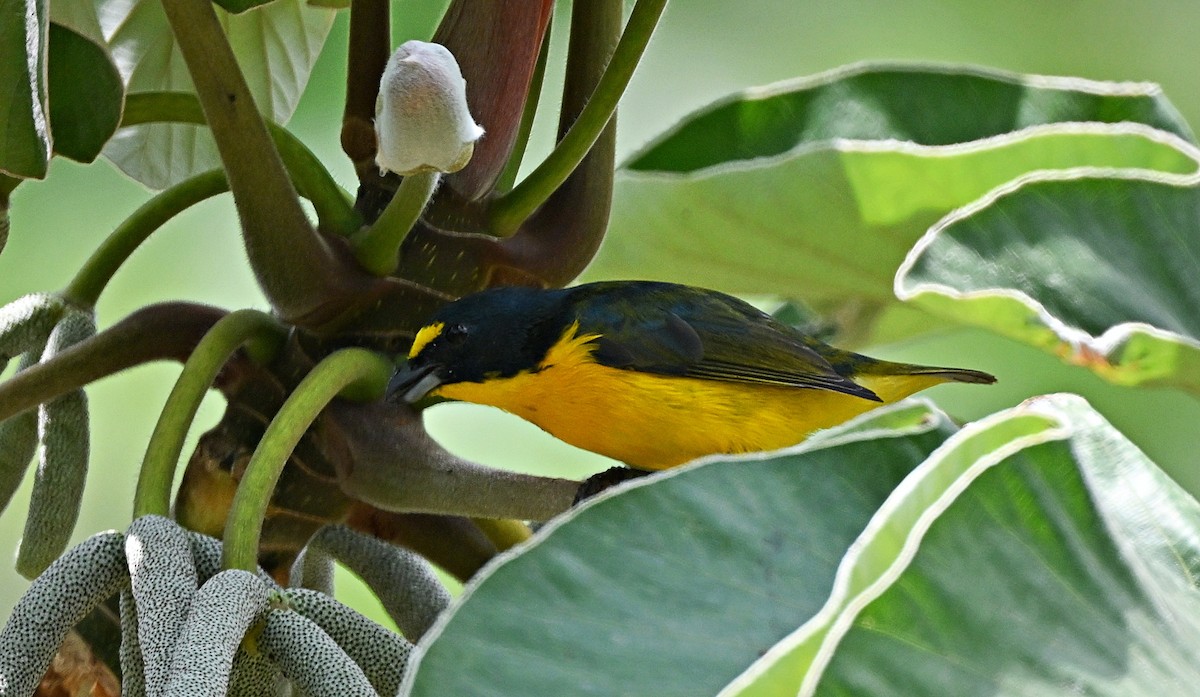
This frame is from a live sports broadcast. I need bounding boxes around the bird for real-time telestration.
[388,281,995,470]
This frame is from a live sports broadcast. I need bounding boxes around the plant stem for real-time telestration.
[133,310,285,519]
[158,0,359,324]
[121,92,361,237]
[0,303,225,422]
[493,25,553,194]
[62,170,229,308]
[349,172,439,276]
[489,0,668,235]
[341,0,390,176]
[222,348,393,572]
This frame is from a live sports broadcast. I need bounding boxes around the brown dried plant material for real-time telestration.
[34,630,120,697]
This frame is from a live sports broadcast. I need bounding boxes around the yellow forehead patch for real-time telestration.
[409,322,444,359]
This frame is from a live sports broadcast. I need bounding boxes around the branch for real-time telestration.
[63,170,229,308]
[134,310,286,519]
[0,303,226,422]
[121,92,359,237]
[158,0,365,325]
[323,399,578,521]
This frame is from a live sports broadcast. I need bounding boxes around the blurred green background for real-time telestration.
[3,0,1199,620]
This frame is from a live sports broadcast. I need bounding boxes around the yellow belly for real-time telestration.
[434,359,938,470]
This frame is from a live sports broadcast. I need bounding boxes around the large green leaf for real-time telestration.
[0,0,51,179]
[0,0,125,177]
[897,164,1200,393]
[98,0,335,189]
[46,23,124,163]
[399,401,957,697]
[588,64,1198,345]
[721,394,1200,695]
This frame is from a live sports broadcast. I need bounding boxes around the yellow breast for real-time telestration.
[431,324,945,470]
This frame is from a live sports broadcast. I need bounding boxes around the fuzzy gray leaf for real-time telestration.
[16,312,96,577]
[163,569,270,697]
[308,525,449,641]
[0,532,128,697]
[257,610,376,697]
[285,588,413,696]
[126,515,198,697]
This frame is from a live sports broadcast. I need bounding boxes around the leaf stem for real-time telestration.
[349,172,439,276]
[0,303,225,423]
[340,0,390,176]
[489,0,668,235]
[62,170,229,308]
[493,25,553,194]
[157,0,358,323]
[121,93,361,237]
[222,348,393,572]
[133,309,286,519]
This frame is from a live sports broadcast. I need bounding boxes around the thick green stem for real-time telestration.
[489,0,668,235]
[222,349,392,572]
[133,310,285,519]
[121,92,361,238]
[349,172,439,276]
[62,170,229,308]
[158,0,360,324]
[493,25,553,194]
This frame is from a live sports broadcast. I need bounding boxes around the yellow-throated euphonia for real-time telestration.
[388,281,995,470]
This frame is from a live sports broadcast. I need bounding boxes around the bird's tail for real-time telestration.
[895,366,997,385]
[852,362,996,403]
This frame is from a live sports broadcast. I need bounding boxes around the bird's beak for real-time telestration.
[387,363,443,404]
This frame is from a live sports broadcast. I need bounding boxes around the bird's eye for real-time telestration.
[444,323,469,343]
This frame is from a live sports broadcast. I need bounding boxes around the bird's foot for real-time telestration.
[573,465,654,505]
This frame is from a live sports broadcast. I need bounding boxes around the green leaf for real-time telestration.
[399,401,957,697]
[898,163,1200,393]
[0,0,51,179]
[47,23,124,163]
[98,0,335,189]
[589,64,1198,345]
[0,0,123,175]
[722,394,1200,695]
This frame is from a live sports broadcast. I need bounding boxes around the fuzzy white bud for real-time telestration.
[375,40,484,176]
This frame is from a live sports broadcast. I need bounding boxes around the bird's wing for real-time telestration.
[579,287,881,401]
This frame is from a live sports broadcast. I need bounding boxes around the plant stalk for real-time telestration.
[158,0,360,324]
[489,0,668,235]
[350,172,440,276]
[0,303,225,423]
[222,348,393,572]
[63,170,229,308]
[120,92,359,236]
[133,309,286,519]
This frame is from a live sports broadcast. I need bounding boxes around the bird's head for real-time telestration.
[387,286,564,404]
